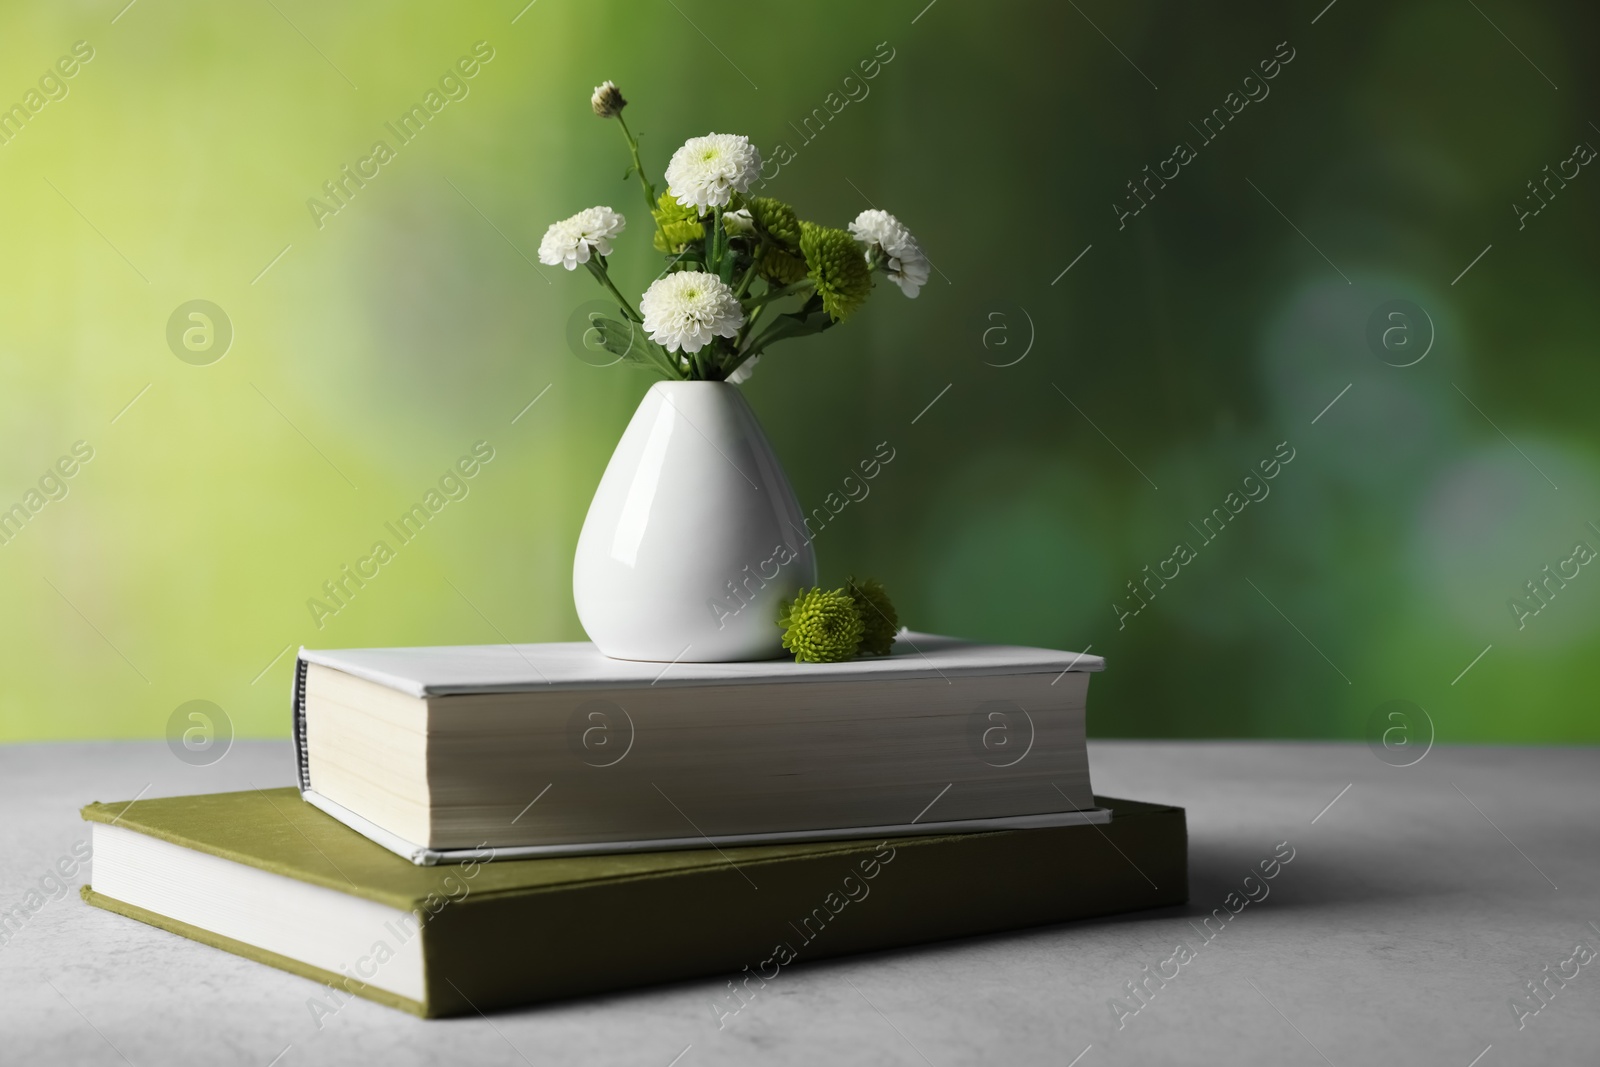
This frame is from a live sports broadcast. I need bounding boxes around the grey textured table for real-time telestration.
[2,741,1595,1065]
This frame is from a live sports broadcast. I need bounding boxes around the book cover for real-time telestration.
[81,788,1186,1018]
[294,632,1106,697]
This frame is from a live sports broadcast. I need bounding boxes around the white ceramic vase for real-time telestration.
[574,381,817,661]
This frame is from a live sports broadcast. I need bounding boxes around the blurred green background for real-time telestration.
[1,0,1596,744]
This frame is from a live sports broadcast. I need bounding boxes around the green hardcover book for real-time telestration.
[81,788,1186,1018]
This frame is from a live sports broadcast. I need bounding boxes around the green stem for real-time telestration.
[615,114,656,212]
[646,339,685,381]
[741,278,813,311]
[586,258,642,323]
[732,238,766,300]
[692,347,714,382]
[736,302,768,351]
[720,345,760,382]
[740,319,789,359]
[723,303,782,380]
[709,205,724,277]
[585,259,684,380]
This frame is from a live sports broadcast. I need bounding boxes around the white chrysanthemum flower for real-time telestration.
[538,206,626,270]
[727,353,760,385]
[639,271,744,354]
[848,209,931,298]
[665,133,761,212]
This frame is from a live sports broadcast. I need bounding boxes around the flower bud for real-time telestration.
[591,80,627,118]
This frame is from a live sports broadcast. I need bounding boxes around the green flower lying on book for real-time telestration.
[778,577,900,663]
[539,81,929,385]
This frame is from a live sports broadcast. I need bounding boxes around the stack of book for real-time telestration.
[82,632,1186,1017]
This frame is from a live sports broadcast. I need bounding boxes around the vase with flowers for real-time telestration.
[548,81,926,661]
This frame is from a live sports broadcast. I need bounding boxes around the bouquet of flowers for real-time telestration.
[539,81,929,384]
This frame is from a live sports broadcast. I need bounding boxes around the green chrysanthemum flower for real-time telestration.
[847,576,899,656]
[745,197,800,246]
[745,197,807,285]
[652,191,704,253]
[759,245,808,286]
[779,586,864,663]
[800,222,872,322]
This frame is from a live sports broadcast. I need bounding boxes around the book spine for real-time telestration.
[292,653,312,793]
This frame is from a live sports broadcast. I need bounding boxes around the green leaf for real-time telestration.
[748,295,834,351]
[586,314,649,363]
[586,315,684,380]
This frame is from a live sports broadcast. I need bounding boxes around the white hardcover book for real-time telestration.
[293,632,1107,864]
